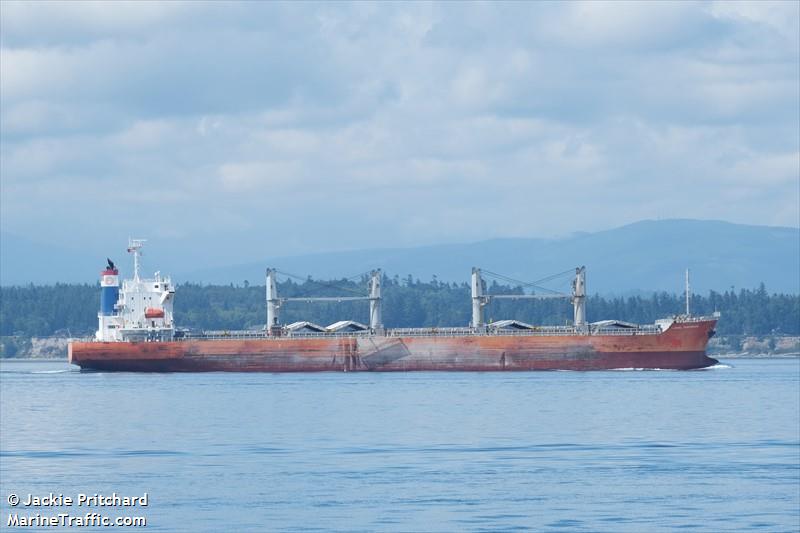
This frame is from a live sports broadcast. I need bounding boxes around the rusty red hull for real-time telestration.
[69,320,718,372]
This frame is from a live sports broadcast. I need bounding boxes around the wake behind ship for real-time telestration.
[69,240,719,372]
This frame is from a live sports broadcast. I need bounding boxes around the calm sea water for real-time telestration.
[1,359,798,532]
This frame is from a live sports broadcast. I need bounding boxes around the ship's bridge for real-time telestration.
[96,239,175,342]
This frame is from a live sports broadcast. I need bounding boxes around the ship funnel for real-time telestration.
[96,259,121,341]
[100,261,120,316]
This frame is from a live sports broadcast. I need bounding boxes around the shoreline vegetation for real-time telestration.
[2,280,797,359]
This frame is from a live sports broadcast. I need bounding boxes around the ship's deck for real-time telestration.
[177,324,664,341]
[72,317,714,343]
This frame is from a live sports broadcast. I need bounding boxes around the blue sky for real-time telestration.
[1,1,798,265]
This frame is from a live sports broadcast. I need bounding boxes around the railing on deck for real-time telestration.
[175,324,665,341]
[79,315,717,343]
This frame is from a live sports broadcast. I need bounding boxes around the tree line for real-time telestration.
[1,277,798,338]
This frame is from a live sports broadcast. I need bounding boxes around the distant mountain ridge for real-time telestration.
[2,219,798,293]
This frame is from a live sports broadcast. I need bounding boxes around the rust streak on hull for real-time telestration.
[69,320,719,372]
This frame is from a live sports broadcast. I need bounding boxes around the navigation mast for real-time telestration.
[127,238,146,281]
[685,268,691,316]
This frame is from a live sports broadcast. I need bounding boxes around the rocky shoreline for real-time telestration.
[707,335,800,357]
[1,336,73,359]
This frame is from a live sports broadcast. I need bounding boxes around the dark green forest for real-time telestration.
[1,276,798,338]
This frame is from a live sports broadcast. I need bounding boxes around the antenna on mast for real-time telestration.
[685,268,691,316]
[127,238,147,280]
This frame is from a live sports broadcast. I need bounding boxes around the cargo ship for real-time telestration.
[69,240,719,372]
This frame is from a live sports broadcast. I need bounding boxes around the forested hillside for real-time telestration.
[1,277,798,338]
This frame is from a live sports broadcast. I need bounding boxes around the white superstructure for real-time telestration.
[96,239,175,342]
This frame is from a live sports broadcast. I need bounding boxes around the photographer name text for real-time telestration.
[8,493,148,507]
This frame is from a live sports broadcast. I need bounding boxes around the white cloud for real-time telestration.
[0,1,797,260]
[218,161,301,192]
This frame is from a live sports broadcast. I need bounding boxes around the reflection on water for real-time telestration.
[1,358,798,532]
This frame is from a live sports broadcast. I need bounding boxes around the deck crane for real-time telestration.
[471,267,587,332]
